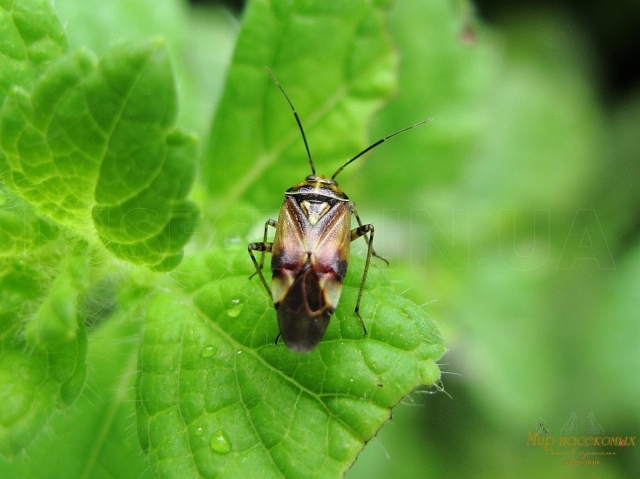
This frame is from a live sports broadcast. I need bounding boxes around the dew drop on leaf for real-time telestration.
[202,345,217,357]
[209,430,231,455]
[226,299,243,317]
[195,427,204,436]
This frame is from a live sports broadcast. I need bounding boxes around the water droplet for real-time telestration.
[209,430,231,455]
[195,427,204,436]
[202,345,217,358]
[237,350,242,355]
[349,379,354,383]
[226,300,243,318]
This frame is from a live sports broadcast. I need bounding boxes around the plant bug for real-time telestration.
[248,68,431,353]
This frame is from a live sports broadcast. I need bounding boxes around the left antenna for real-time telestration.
[265,67,316,175]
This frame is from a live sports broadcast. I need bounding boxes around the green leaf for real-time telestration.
[0,261,43,339]
[25,240,90,346]
[0,0,67,100]
[51,0,187,56]
[0,7,200,455]
[203,0,398,207]
[0,199,59,258]
[357,0,493,201]
[1,0,446,475]
[52,0,225,135]
[0,308,154,479]
[0,219,87,458]
[0,306,86,458]
[137,248,444,479]
[0,38,199,269]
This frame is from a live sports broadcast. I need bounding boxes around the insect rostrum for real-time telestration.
[248,68,430,353]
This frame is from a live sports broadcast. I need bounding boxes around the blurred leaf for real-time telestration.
[0,0,67,100]
[137,248,444,479]
[0,309,86,458]
[588,241,640,415]
[184,5,239,137]
[459,13,602,214]
[203,0,398,207]
[409,8,607,429]
[586,92,640,256]
[356,0,494,201]
[52,0,233,134]
[0,0,87,457]
[52,0,188,55]
[357,3,602,233]
[0,199,59,258]
[0,309,153,479]
[25,241,90,346]
[0,2,201,461]
[0,201,87,460]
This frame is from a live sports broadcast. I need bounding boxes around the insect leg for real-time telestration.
[351,207,389,265]
[250,219,277,279]
[248,241,273,297]
[350,223,378,336]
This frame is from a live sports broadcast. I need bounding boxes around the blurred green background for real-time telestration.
[25,0,640,476]
[352,0,640,477]
[194,0,640,477]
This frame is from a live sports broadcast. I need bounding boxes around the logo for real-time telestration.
[527,412,635,466]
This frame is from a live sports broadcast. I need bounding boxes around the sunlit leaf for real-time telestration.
[203,0,398,207]
[137,249,444,479]
[0,0,67,100]
[0,310,154,479]
[0,39,199,269]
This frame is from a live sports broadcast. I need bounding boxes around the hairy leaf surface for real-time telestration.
[137,249,444,479]
[0,39,199,269]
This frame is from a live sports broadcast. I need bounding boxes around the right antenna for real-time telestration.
[331,118,432,180]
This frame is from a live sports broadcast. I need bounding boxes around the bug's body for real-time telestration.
[270,176,352,351]
[248,68,430,353]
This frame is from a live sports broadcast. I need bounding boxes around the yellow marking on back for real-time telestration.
[300,200,330,226]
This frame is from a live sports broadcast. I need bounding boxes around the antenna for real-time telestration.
[265,67,316,175]
[331,118,432,179]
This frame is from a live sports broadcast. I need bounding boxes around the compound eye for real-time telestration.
[306,175,318,182]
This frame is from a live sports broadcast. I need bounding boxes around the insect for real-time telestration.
[536,418,550,436]
[248,68,431,352]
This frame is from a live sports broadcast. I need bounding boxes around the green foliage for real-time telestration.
[137,250,442,478]
[25,240,90,345]
[4,0,636,477]
[204,0,398,207]
[0,0,445,477]
[0,0,67,96]
[0,38,198,268]
[0,310,153,478]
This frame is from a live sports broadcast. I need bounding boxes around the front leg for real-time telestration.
[250,219,277,279]
[351,206,389,265]
[248,241,273,298]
